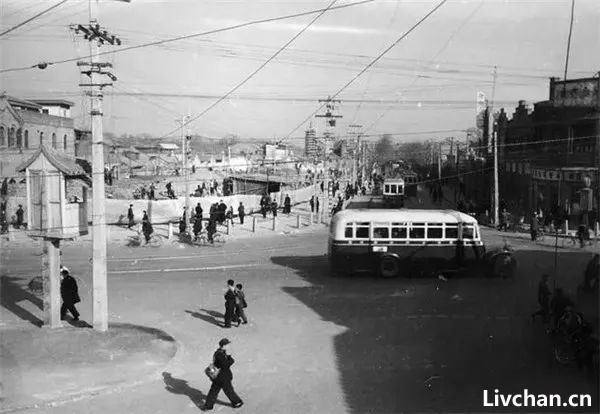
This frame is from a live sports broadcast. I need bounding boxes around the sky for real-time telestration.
[1,0,599,146]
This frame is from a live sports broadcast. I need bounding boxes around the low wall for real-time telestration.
[4,185,317,225]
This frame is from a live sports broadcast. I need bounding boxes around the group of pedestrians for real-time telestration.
[223,279,248,328]
[134,183,156,200]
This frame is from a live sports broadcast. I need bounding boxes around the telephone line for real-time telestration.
[0,0,373,74]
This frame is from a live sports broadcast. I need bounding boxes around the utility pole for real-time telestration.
[178,115,191,233]
[348,124,362,185]
[71,1,123,332]
[316,97,342,219]
[489,65,499,226]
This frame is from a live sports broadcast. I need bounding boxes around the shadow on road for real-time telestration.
[0,276,43,327]
[272,250,598,413]
[186,309,224,328]
[162,372,227,409]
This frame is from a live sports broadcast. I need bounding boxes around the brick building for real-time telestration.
[0,94,76,178]
[497,75,599,227]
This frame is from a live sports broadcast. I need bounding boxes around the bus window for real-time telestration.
[409,224,425,239]
[463,225,475,239]
[391,226,407,239]
[356,223,369,239]
[390,184,396,194]
[384,184,390,193]
[373,227,389,239]
[427,225,443,239]
[445,225,458,239]
[344,225,353,238]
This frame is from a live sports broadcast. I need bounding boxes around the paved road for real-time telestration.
[2,222,598,413]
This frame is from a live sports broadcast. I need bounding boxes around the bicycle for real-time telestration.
[552,310,587,364]
[193,230,225,246]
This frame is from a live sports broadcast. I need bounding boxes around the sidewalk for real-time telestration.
[0,323,178,413]
[0,201,327,248]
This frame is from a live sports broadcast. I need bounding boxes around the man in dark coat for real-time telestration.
[234,284,248,326]
[127,204,134,228]
[149,184,155,200]
[237,202,245,225]
[530,212,539,241]
[283,194,291,214]
[202,338,243,410]
[15,205,24,229]
[142,211,153,243]
[179,207,188,234]
[195,203,203,223]
[60,269,80,321]
[224,280,237,328]
[316,197,320,213]
[531,274,551,323]
[309,196,315,213]
[218,200,227,224]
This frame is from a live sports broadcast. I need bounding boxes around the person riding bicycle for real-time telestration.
[550,288,574,330]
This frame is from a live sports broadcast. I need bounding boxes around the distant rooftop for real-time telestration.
[6,96,42,110]
[29,98,75,108]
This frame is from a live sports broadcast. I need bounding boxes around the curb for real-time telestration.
[0,329,184,414]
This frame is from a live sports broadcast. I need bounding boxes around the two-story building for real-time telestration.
[0,94,76,178]
[498,75,599,227]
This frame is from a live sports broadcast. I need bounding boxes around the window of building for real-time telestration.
[0,126,5,146]
[8,127,15,147]
[39,131,44,146]
[63,134,68,150]
[16,129,22,148]
[24,130,29,148]
[52,133,57,149]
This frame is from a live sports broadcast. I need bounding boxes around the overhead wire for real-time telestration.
[280,0,450,144]
[0,0,69,38]
[157,0,342,139]
[0,0,374,74]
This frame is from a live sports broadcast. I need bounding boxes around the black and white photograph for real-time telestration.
[0,0,599,412]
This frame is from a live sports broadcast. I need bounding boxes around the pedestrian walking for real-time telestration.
[60,268,80,321]
[530,212,539,241]
[179,207,188,234]
[309,196,315,213]
[202,338,243,410]
[218,200,227,224]
[237,202,245,225]
[195,203,203,222]
[15,204,24,229]
[207,217,217,243]
[271,201,278,217]
[234,284,248,326]
[226,206,234,227]
[127,204,134,228]
[142,210,153,243]
[149,183,155,200]
[284,194,291,215]
[531,274,551,323]
[316,197,320,213]
[224,280,237,328]
[193,213,203,241]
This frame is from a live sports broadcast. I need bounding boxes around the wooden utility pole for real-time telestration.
[72,1,123,332]
[490,66,499,226]
[316,97,342,220]
[178,115,191,233]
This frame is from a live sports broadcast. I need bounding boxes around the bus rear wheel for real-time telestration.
[379,255,401,278]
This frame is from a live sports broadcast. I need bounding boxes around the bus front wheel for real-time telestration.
[379,255,401,278]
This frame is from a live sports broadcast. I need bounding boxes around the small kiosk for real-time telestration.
[18,145,89,328]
